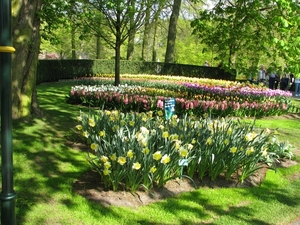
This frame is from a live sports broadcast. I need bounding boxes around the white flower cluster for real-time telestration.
[71,84,144,93]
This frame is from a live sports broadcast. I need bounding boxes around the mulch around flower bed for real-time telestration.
[73,160,298,209]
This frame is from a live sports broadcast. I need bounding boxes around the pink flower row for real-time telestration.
[70,90,288,116]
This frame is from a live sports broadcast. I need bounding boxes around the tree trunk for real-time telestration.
[96,35,101,59]
[151,3,163,62]
[126,28,135,60]
[142,6,151,61]
[71,25,76,59]
[115,43,121,86]
[11,0,42,119]
[126,0,136,60]
[152,19,158,62]
[115,9,121,86]
[164,0,181,63]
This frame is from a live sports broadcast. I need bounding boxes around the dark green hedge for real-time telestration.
[36,59,236,84]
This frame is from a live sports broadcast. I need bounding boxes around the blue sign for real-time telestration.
[164,98,176,120]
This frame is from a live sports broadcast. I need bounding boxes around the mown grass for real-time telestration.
[6,81,300,224]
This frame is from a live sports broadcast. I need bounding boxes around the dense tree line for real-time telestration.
[191,0,300,77]
[10,0,300,118]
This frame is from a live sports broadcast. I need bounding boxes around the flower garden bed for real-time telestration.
[68,76,295,193]
[67,75,293,118]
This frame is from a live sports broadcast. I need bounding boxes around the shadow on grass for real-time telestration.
[133,179,300,225]
[8,81,107,223]
[4,81,300,224]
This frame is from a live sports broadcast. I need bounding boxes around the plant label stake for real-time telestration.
[178,159,197,188]
[178,159,188,185]
[164,98,175,120]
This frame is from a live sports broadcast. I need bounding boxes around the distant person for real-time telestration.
[289,74,295,91]
[204,61,210,66]
[275,73,280,89]
[265,71,269,86]
[268,70,276,89]
[258,65,266,83]
[280,74,289,90]
[294,77,300,97]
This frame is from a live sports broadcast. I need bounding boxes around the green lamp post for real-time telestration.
[0,0,17,223]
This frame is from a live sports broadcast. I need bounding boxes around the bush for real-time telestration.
[37,60,236,84]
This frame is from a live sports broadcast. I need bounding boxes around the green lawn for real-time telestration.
[6,81,300,224]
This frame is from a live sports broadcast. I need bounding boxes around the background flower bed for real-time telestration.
[67,76,295,118]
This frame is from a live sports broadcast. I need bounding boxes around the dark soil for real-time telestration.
[72,159,298,209]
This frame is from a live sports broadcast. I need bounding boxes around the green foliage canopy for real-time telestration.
[191,0,300,77]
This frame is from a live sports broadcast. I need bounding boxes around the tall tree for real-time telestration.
[142,1,151,61]
[142,0,166,61]
[71,25,77,59]
[191,0,300,76]
[11,0,42,118]
[164,0,182,63]
[175,19,207,65]
[11,0,86,118]
[68,0,82,59]
[126,0,137,60]
[96,35,101,59]
[83,0,146,85]
[79,9,113,59]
